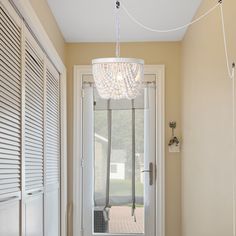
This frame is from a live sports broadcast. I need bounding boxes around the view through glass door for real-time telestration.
[82,77,156,236]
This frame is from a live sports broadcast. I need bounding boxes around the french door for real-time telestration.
[82,77,157,236]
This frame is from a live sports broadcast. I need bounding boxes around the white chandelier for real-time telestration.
[92,1,144,100]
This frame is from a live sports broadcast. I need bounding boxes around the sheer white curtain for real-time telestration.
[83,83,155,218]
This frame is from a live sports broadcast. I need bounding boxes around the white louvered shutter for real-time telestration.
[0,5,22,199]
[44,62,60,236]
[1,2,62,235]
[45,65,60,187]
[24,40,44,192]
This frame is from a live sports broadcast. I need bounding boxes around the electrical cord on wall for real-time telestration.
[219,3,235,80]
[232,73,235,236]
[219,3,236,236]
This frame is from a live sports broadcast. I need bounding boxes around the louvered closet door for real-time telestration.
[45,60,60,236]
[24,31,44,236]
[0,3,22,236]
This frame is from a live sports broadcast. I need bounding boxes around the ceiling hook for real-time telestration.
[116,1,120,9]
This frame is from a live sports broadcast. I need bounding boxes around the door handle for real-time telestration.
[141,162,153,186]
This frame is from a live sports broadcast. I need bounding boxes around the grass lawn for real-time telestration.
[110,179,143,196]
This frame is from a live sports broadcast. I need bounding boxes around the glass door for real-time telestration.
[82,81,156,236]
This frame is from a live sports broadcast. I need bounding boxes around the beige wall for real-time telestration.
[66,42,182,236]
[29,0,65,63]
[181,0,236,235]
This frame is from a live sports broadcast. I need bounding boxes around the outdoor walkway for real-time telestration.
[109,206,144,234]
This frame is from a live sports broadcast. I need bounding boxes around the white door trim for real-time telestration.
[73,65,165,236]
[4,1,68,236]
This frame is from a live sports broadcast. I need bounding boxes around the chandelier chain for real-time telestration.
[116,1,121,57]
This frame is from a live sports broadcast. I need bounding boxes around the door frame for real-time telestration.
[73,65,165,236]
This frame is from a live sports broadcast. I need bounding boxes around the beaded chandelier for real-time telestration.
[92,1,144,100]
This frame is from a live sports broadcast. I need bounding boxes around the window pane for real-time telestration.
[94,93,144,234]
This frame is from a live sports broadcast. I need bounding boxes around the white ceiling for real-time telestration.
[47,0,202,42]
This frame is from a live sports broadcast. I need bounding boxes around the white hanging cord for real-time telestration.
[219,3,236,234]
[115,1,121,57]
[219,2,236,236]
[219,3,235,80]
[231,59,236,236]
[232,75,235,236]
[120,0,220,33]
[232,45,236,236]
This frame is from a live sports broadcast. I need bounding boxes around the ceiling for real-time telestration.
[47,0,202,42]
